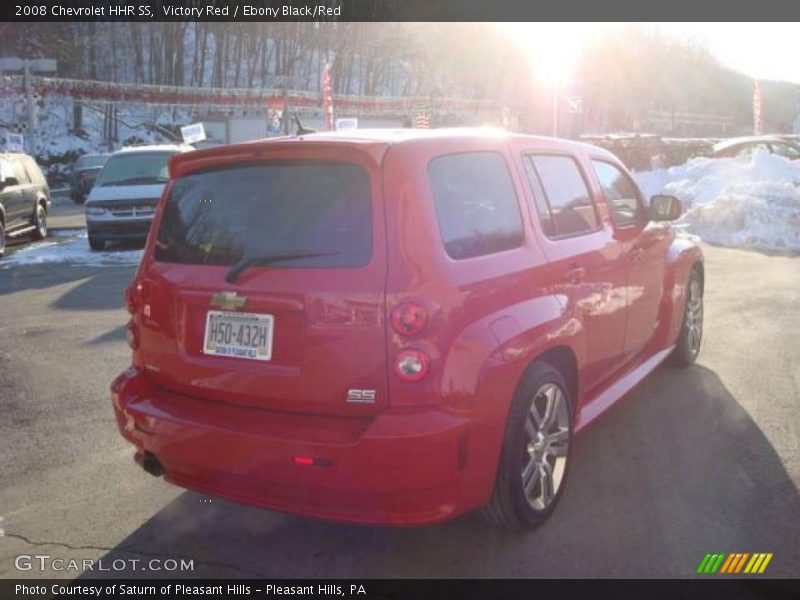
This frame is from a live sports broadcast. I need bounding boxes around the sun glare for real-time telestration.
[502,23,602,87]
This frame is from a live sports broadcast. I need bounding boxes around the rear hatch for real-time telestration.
[134,143,389,417]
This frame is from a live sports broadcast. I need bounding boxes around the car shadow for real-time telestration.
[81,365,800,579]
[0,264,133,312]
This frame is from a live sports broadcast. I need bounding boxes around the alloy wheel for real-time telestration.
[521,383,570,511]
[36,206,47,238]
[685,278,703,355]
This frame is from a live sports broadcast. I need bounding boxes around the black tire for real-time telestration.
[481,361,573,530]
[31,202,48,241]
[88,236,105,251]
[670,268,703,367]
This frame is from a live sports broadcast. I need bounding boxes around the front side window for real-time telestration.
[428,152,524,259]
[591,160,644,228]
[525,154,599,237]
[95,152,174,187]
[0,159,15,183]
[155,160,372,268]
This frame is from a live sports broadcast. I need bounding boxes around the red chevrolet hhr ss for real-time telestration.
[111,129,703,529]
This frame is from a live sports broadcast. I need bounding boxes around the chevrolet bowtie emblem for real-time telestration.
[210,291,247,311]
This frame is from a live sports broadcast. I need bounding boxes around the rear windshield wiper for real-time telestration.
[225,251,338,283]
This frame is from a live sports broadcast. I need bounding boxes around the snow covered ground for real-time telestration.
[634,151,800,253]
[1,230,143,269]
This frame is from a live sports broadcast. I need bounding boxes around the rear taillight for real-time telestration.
[394,348,430,381]
[391,302,428,336]
[124,282,141,314]
[126,320,140,350]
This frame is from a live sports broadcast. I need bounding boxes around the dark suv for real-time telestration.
[0,152,51,257]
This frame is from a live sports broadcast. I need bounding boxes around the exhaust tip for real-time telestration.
[135,451,164,477]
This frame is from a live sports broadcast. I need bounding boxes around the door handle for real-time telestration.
[563,265,586,283]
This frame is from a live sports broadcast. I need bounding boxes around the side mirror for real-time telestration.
[0,176,19,189]
[649,194,682,221]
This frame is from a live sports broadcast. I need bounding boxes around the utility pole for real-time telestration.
[552,84,559,137]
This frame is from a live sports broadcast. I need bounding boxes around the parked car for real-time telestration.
[85,144,193,250]
[0,152,51,257]
[69,153,109,204]
[712,135,800,161]
[111,129,703,529]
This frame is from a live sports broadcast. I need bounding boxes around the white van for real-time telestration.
[85,144,193,250]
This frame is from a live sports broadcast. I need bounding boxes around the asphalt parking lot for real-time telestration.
[0,195,798,579]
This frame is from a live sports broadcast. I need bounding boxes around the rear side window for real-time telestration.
[154,160,372,268]
[428,152,523,259]
[591,160,643,227]
[22,157,45,186]
[525,155,598,237]
[12,158,31,185]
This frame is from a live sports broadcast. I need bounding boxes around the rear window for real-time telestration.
[96,152,173,187]
[154,161,372,268]
[76,155,108,169]
[428,152,523,259]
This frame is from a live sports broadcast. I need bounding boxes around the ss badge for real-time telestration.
[347,389,376,404]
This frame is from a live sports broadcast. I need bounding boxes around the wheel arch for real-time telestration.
[653,236,704,349]
[533,345,579,417]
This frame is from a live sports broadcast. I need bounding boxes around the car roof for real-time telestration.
[713,136,796,152]
[113,144,193,155]
[170,128,618,175]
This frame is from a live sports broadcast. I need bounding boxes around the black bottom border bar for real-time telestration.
[3,579,800,600]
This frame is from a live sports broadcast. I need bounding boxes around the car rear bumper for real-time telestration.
[111,368,478,526]
[87,219,152,242]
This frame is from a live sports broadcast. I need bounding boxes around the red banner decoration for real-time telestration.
[0,75,514,116]
[322,63,334,130]
[753,81,763,135]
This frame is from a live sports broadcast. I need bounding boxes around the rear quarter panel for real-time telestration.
[382,135,582,502]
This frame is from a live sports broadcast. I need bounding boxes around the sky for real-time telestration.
[502,23,800,85]
[658,23,800,84]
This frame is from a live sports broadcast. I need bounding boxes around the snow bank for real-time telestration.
[634,151,800,253]
[1,231,142,268]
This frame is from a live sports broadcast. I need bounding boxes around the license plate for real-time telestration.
[203,311,274,361]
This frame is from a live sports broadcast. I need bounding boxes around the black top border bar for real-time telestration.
[3,0,800,22]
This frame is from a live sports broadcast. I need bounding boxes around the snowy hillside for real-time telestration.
[635,152,800,253]
[0,89,190,161]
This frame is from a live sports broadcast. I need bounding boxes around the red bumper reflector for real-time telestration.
[292,455,332,468]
